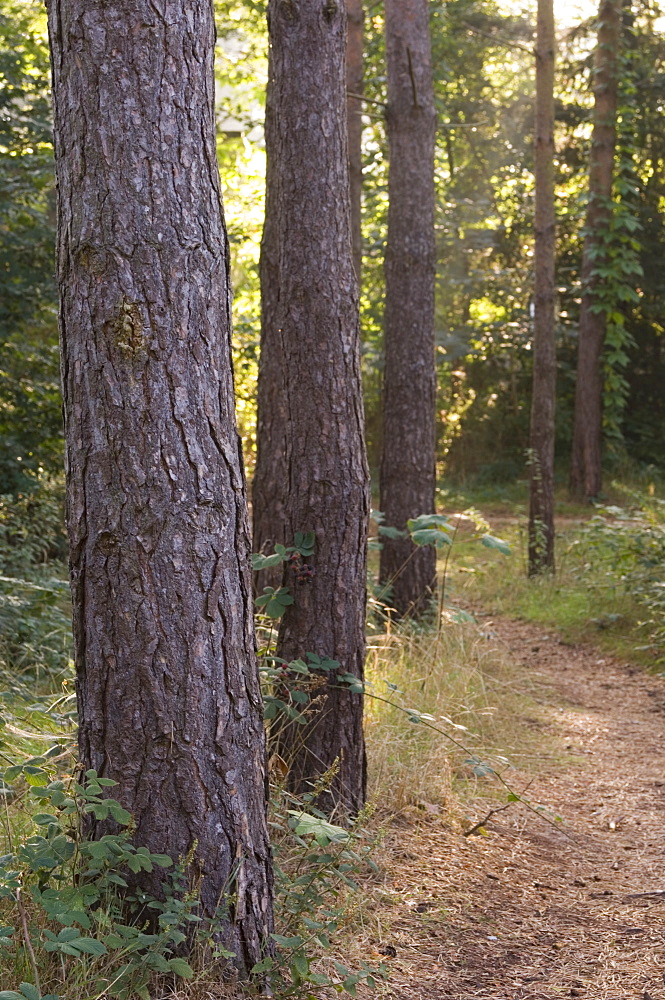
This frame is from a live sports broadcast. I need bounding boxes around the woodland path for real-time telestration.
[367,616,665,1000]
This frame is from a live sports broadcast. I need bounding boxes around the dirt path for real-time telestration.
[369,617,665,1000]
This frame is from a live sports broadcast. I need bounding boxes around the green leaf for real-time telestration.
[150,853,172,867]
[18,986,40,1000]
[32,813,58,826]
[271,933,304,949]
[251,551,284,570]
[108,803,131,825]
[103,933,125,949]
[407,513,451,531]
[255,586,294,619]
[145,953,171,973]
[294,531,315,555]
[168,958,194,979]
[287,811,349,845]
[56,927,80,942]
[291,953,309,978]
[480,534,511,555]
[251,957,274,974]
[377,525,408,540]
[288,659,311,674]
[410,528,452,548]
[0,992,22,1000]
[23,770,48,787]
[71,937,107,956]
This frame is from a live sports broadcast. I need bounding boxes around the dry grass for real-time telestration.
[160,607,665,1000]
[344,615,665,1000]
[364,617,548,820]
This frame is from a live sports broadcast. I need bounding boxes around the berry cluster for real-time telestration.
[288,550,315,584]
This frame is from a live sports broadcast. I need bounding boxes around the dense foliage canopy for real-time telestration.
[2,0,664,494]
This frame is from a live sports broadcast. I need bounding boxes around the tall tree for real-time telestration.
[528,0,556,574]
[256,0,370,816]
[570,0,622,500]
[252,75,288,595]
[48,0,273,970]
[347,0,364,282]
[379,0,437,617]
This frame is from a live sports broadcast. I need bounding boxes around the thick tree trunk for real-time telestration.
[347,0,364,282]
[379,0,437,618]
[48,0,273,971]
[261,0,370,817]
[570,0,622,500]
[528,0,557,575]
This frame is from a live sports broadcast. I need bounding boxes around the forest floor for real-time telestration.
[361,614,665,1000]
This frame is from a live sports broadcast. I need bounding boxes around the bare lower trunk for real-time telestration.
[260,0,370,816]
[528,0,557,575]
[570,0,622,500]
[379,0,437,618]
[347,0,364,282]
[48,0,273,970]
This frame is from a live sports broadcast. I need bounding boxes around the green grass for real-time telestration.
[450,506,665,670]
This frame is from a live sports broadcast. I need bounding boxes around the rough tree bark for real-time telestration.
[48,0,273,970]
[528,0,557,575]
[570,0,622,500]
[257,0,370,817]
[379,0,437,617]
[347,0,364,282]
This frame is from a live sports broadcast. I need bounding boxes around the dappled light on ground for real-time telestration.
[358,617,665,999]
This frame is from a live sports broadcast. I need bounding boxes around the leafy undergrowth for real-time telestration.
[450,482,665,670]
[0,578,548,998]
[1,476,662,996]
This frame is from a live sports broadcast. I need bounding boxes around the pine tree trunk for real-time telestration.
[570,0,622,500]
[379,0,437,618]
[253,71,289,595]
[347,0,364,282]
[48,0,273,970]
[528,0,557,575]
[259,0,370,817]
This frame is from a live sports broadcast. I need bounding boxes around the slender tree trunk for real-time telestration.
[379,0,437,618]
[48,0,273,970]
[570,0,622,500]
[260,0,370,818]
[528,0,557,575]
[347,0,364,282]
[253,73,288,595]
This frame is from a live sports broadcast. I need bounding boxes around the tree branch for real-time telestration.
[347,91,386,109]
[462,21,535,56]
[407,46,420,108]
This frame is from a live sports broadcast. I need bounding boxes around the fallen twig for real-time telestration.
[463,802,513,837]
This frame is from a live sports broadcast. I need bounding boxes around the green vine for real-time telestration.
[587,24,643,449]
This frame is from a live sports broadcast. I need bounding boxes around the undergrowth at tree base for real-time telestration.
[1,478,662,997]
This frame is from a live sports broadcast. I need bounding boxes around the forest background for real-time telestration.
[3,0,665,502]
[1,0,665,997]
